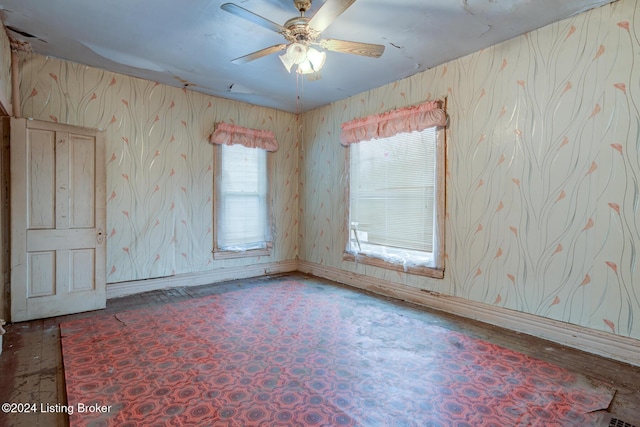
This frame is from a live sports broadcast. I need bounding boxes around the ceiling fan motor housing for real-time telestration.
[283,16,319,44]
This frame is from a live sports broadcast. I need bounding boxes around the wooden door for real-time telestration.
[10,118,106,322]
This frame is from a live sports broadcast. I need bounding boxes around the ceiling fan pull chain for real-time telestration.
[296,70,303,115]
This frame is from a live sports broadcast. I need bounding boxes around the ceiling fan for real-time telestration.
[220,0,385,75]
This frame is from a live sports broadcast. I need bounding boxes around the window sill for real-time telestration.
[343,251,444,279]
[213,247,272,260]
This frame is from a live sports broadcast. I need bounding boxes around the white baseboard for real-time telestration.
[106,260,298,299]
[297,261,640,368]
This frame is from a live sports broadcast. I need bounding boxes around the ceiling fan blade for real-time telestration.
[231,44,288,64]
[308,0,356,32]
[221,3,286,34]
[320,39,385,58]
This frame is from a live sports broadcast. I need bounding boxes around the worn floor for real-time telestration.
[1,273,639,426]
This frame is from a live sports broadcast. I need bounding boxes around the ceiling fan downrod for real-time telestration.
[294,0,312,14]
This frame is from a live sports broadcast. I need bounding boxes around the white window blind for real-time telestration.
[216,144,269,250]
[350,127,436,256]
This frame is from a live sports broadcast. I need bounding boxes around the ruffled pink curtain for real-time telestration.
[209,122,279,152]
[340,100,447,146]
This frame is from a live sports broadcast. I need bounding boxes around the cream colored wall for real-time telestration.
[18,53,299,284]
[301,0,640,340]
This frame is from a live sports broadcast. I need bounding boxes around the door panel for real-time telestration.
[27,251,55,296]
[70,135,95,228]
[11,118,106,322]
[28,129,56,229]
[70,249,95,292]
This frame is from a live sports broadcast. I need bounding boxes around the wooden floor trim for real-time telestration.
[106,260,298,299]
[297,261,640,368]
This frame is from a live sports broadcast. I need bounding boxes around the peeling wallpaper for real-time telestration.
[301,0,640,340]
[12,0,640,341]
[18,55,299,283]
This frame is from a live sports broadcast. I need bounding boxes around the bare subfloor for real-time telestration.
[1,273,639,426]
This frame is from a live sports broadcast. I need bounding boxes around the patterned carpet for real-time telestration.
[60,279,614,426]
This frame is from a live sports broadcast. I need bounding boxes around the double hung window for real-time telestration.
[211,123,276,259]
[342,101,446,278]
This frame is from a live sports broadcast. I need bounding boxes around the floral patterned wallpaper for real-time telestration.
[301,0,640,340]
[18,54,299,284]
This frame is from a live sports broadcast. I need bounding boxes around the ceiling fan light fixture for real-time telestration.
[297,58,313,74]
[279,53,295,72]
[286,42,308,64]
[306,47,326,71]
[282,43,325,75]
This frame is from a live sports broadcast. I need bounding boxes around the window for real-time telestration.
[345,126,445,278]
[213,143,271,258]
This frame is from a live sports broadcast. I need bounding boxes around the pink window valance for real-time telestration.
[340,100,447,146]
[209,122,279,152]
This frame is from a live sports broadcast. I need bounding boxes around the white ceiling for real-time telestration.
[0,0,616,113]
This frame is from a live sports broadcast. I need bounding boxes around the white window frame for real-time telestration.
[213,143,272,259]
[344,126,446,278]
